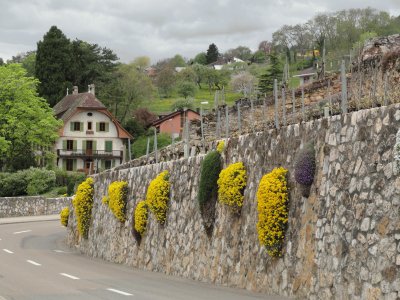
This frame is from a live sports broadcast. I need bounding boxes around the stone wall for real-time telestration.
[66,103,400,299]
[0,196,72,218]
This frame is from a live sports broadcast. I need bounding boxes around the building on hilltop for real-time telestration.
[53,85,133,174]
[151,109,200,139]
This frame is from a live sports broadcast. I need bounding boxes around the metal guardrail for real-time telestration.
[57,149,123,158]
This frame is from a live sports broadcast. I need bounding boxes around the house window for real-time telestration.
[88,122,92,130]
[66,159,74,171]
[66,140,74,151]
[73,122,81,131]
[99,122,106,131]
[105,160,112,169]
[105,141,113,153]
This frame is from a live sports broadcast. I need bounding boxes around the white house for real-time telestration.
[53,85,133,174]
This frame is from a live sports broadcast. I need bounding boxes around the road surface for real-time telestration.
[0,216,288,300]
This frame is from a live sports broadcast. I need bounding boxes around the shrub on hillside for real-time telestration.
[73,177,94,239]
[217,162,247,213]
[106,181,128,222]
[146,170,170,224]
[256,167,289,257]
[60,207,69,227]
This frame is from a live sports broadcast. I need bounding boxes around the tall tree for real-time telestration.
[258,53,282,94]
[206,43,220,64]
[35,26,72,106]
[0,64,61,171]
[193,52,207,65]
[155,64,176,97]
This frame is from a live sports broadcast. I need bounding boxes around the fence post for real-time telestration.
[250,97,255,133]
[184,115,189,158]
[200,105,204,145]
[301,85,305,120]
[146,137,150,158]
[328,79,332,115]
[274,79,279,128]
[282,87,286,126]
[216,109,221,139]
[341,60,348,114]
[292,89,295,114]
[237,101,242,135]
[263,95,267,129]
[225,105,229,138]
[358,69,362,110]
[153,127,158,163]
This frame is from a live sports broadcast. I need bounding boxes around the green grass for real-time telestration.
[141,85,242,114]
[132,133,179,158]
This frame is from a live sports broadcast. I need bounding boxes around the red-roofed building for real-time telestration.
[53,85,133,174]
[151,109,200,139]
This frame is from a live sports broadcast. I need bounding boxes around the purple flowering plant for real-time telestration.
[294,142,316,186]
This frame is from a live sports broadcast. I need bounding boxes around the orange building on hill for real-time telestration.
[151,109,200,139]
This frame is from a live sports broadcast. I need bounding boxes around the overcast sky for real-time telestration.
[1,0,399,64]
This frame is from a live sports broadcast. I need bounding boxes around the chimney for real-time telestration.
[90,84,95,96]
[72,86,78,95]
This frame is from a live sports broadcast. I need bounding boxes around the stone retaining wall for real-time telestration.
[67,104,400,299]
[0,196,72,218]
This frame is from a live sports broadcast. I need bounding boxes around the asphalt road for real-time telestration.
[0,216,288,300]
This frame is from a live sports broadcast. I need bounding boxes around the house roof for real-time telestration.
[152,109,200,127]
[54,92,133,140]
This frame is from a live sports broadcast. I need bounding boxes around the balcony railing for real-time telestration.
[57,149,123,158]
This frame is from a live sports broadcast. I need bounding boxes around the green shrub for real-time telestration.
[60,207,69,227]
[57,186,67,195]
[198,150,222,234]
[25,168,56,196]
[0,171,29,197]
[198,151,222,207]
[73,177,94,238]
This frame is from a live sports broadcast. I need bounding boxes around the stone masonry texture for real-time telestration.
[67,103,400,299]
[0,196,72,218]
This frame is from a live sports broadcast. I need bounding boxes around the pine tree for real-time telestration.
[35,26,73,106]
[206,43,220,64]
[258,52,282,94]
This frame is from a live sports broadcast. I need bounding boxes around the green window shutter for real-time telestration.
[73,140,77,151]
[112,159,115,168]
[101,160,105,170]
[93,141,97,151]
[105,141,112,152]
[62,140,67,150]
[73,159,77,171]
[105,122,109,132]
[82,140,86,151]
[80,122,84,132]
[70,122,74,131]
[62,159,67,171]
[96,122,100,131]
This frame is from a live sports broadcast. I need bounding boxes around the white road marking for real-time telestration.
[13,230,32,235]
[27,260,41,266]
[3,249,13,254]
[60,273,80,280]
[53,249,66,253]
[106,288,133,296]
[0,238,2,241]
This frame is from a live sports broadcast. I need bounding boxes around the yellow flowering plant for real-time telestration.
[256,167,289,257]
[134,200,148,235]
[146,170,170,224]
[73,177,94,238]
[107,181,128,222]
[60,207,69,227]
[216,140,225,153]
[217,162,247,212]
